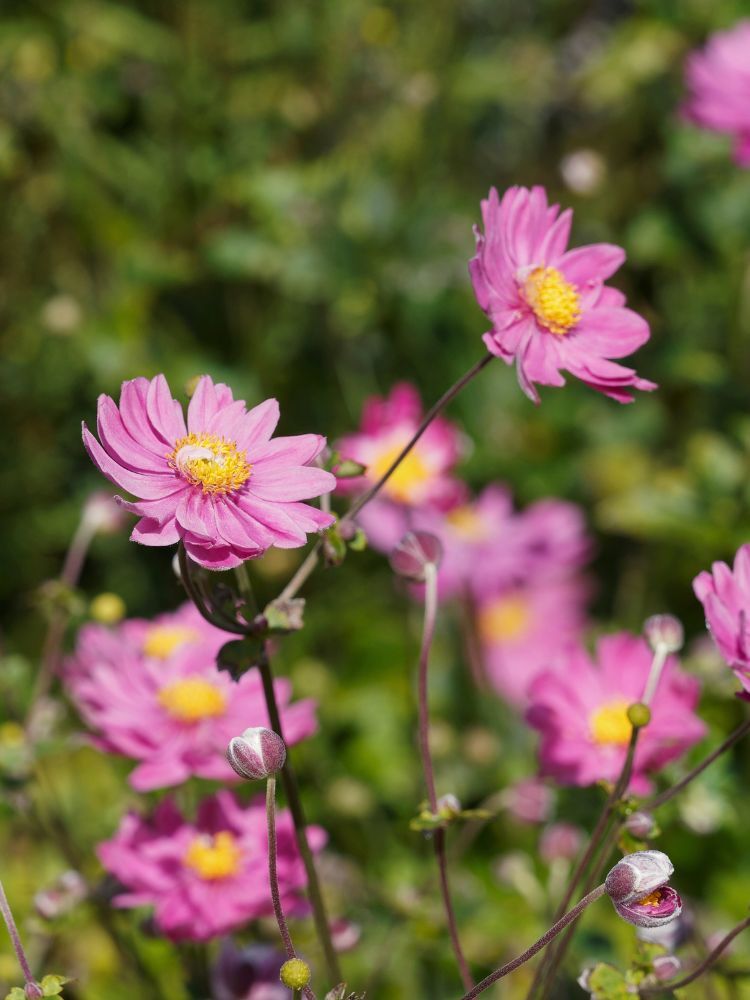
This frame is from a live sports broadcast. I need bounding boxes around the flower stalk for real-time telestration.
[0,872,40,996]
[639,913,750,995]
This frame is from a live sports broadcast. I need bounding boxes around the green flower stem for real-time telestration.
[458,884,607,1000]
[418,562,473,991]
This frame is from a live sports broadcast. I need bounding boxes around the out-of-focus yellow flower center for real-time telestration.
[0,722,25,748]
[637,890,664,908]
[370,443,430,503]
[478,594,531,642]
[590,700,632,746]
[523,266,581,336]
[184,831,241,880]
[446,505,486,541]
[158,678,227,722]
[143,625,199,660]
[90,592,126,624]
[168,432,251,495]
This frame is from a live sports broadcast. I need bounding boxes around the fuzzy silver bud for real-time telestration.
[226,727,286,781]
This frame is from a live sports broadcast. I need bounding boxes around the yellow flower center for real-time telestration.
[184,831,241,880]
[589,700,633,746]
[369,443,431,504]
[168,432,251,495]
[478,594,531,643]
[158,678,227,722]
[446,505,487,542]
[637,890,664,908]
[143,625,199,660]
[523,266,581,336]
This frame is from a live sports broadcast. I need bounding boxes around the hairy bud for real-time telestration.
[605,850,673,904]
[624,811,658,840]
[643,614,684,654]
[280,958,311,989]
[226,727,286,781]
[389,531,443,582]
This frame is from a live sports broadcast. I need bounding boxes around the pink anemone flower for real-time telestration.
[526,633,706,794]
[66,636,317,791]
[477,577,590,705]
[336,382,464,552]
[98,791,325,941]
[683,20,750,168]
[82,374,336,570]
[470,186,656,403]
[693,543,750,693]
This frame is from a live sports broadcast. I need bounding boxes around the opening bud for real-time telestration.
[280,957,311,989]
[389,531,443,582]
[226,727,286,781]
[624,811,658,840]
[606,850,681,929]
[643,614,684,654]
[605,850,673,904]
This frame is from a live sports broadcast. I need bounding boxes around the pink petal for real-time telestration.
[248,465,336,502]
[83,424,179,499]
[565,306,650,359]
[234,399,280,452]
[97,395,167,472]
[559,243,626,285]
[175,490,218,541]
[251,434,326,466]
[146,374,187,445]
[131,516,180,546]
[187,376,235,433]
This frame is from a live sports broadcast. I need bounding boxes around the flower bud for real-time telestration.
[624,811,658,840]
[24,984,44,1000]
[540,822,583,863]
[83,491,126,534]
[34,870,87,920]
[644,614,684,654]
[605,850,674,904]
[613,885,682,928]
[389,531,443,582]
[280,958,311,990]
[436,793,461,819]
[226,727,286,781]
[626,702,651,728]
[652,954,681,980]
[89,592,126,624]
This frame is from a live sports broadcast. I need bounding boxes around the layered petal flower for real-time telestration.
[693,543,750,693]
[526,633,706,793]
[683,20,750,167]
[470,186,656,403]
[83,374,336,569]
[98,792,325,941]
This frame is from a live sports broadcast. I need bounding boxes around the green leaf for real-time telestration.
[41,975,72,996]
[5,988,26,1000]
[348,528,368,552]
[587,963,633,999]
[335,459,367,478]
[217,638,263,681]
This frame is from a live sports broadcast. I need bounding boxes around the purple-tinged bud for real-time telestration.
[652,954,681,980]
[389,531,443,582]
[226,727,286,781]
[24,984,44,1000]
[643,614,684,654]
[540,822,583,863]
[34,870,87,920]
[83,491,126,534]
[613,885,682,928]
[605,851,674,904]
[624,811,658,840]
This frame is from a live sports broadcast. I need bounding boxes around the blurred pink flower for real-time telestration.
[470,186,656,403]
[526,634,706,794]
[693,544,750,693]
[500,777,553,825]
[83,374,335,570]
[336,383,464,551]
[477,578,589,705]
[683,20,750,167]
[412,488,591,601]
[67,614,316,791]
[98,792,325,941]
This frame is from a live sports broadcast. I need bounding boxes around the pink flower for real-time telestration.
[336,383,464,551]
[470,186,656,403]
[82,374,336,570]
[98,791,325,941]
[683,21,750,167]
[526,634,706,794]
[478,577,590,705]
[693,544,750,693]
[66,614,316,791]
[411,487,591,601]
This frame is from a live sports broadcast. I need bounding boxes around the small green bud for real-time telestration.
[627,702,651,728]
[280,958,311,990]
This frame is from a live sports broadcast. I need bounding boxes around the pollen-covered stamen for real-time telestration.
[168,432,251,495]
[184,831,241,880]
[521,265,581,336]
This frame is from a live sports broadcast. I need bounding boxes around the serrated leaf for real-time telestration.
[217,638,263,681]
[5,988,26,1000]
[41,975,72,996]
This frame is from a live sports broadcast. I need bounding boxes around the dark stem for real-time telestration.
[645,716,750,810]
[0,872,36,987]
[346,353,493,523]
[459,884,607,1000]
[639,915,750,995]
[267,778,317,1000]
[527,728,640,999]
[177,544,246,634]
[417,562,473,990]
[256,649,341,986]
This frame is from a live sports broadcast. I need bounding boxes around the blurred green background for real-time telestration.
[2,0,750,997]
